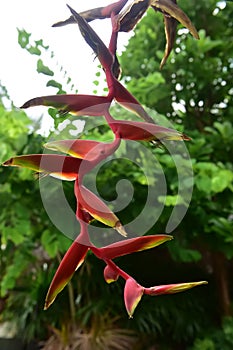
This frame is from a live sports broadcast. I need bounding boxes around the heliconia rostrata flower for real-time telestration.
[2,2,207,317]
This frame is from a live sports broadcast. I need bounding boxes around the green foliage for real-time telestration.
[191,317,233,350]
[17,29,77,97]
[0,104,30,162]
[37,59,54,76]
[41,229,71,258]
[121,0,233,255]
[119,0,233,347]
[18,29,48,52]
[0,93,72,340]
[46,79,66,94]
[168,240,202,263]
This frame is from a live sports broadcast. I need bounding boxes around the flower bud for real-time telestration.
[103,264,119,284]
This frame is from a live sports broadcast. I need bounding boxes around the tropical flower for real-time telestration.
[43,227,173,310]
[2,3,207,318]
[43,224,206,315]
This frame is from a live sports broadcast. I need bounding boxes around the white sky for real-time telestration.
[0,0,132,131]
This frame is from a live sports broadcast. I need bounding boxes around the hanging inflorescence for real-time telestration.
[3,1,207,317]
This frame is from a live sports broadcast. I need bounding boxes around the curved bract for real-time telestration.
[21,94,111,116]
[108,119,190,142]
[44,139,114,161]
[3,154,83,180]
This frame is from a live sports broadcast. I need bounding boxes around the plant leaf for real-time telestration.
[37,59,54,76]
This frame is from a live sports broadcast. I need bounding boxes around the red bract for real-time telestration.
[44,139,115,161]
[144,281,208,296]
[107,118,190,142]
[75,184,127,237]
[67,5,114,72]
[44,220,91,310]
[108,79,155,123]
[2,154,84,180]
[44,240,89,310]
[21,94,111,116]
[93,235,173,259]
[104,264,119,284]
[52,0,128,28]
[124,278,144,318]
